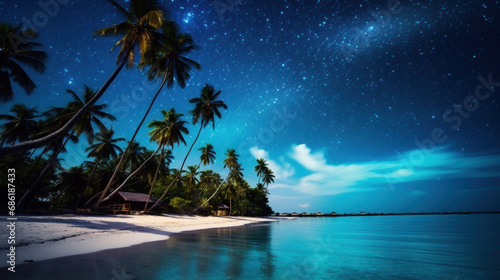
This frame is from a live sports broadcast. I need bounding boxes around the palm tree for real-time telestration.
[198,170,219,196]
[184,165,200,195]
[146,86,227,211]
[17,86,116,211]
[262,168,275,190]
[144,148,173,211]
[225,163,244,215]
[0,0,166,156]
[97,108,189,207]
[76,127,125,208]
[198,143,216,167]
[52,165,87,208]
[123,141,147,172]
[193,149,241,213]
[0,104,38,147]
[54,85,116,144]
[223,149,239,170]
[254,158,268,184]
[0,23,47,103]
[101,23,200,208]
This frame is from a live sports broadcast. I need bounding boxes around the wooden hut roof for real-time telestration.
[103,191,158,203]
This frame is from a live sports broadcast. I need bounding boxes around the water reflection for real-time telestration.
[160,224,275,279]
[4,223,275,280]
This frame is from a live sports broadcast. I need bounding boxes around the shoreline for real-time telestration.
[0,214,286,267]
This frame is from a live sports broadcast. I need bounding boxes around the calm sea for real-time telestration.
[6,214,500,280]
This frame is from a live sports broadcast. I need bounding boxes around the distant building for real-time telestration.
[316,212,323,216]
[330,212,338,216]
[360,211,367,215]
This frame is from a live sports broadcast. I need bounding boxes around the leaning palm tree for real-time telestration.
[144,148,173,211]
[101,26,200,209]
[0,23,47,103]
[123,141,147,172]
[146,85,227,211]
[52,165,88,208]
[193,149,241,213]
[17,86,116,211]
[198,143,216,167]
[262,168,275,191]
[75,127,125,208]
[0,0,166,156]
[254,158,268,184]
[0,104,39,147]
[96,108,189,208]
[54,85,117,143]
[225,163,244,215]
[197,170,220,197]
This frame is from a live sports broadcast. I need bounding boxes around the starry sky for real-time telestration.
[1,0,500,213]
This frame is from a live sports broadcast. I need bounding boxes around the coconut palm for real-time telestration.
[144,148,173,211]
[193,149,241,213]
[0,23,47,103]
[86,127,124,162]
[198,143,216,167]
[97,108,189,207]
[146,86,227,211]
[184,165,200,194]
[17,86,116,211]
[225,163,244,215]
[101,25,200,208]
[53,85,116,144]
[0,104,39,147]
[254,158,268,184]
[262,168,275,190]
[198,170,220,196]
[123,141,147,172]
[0,0,167,156]
[52,165,87,208]
[75,127,125,208]
[223,149,239,170]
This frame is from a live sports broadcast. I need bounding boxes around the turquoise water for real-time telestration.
[7,214,500,279]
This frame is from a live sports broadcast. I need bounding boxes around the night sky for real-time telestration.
[1,0,500,213]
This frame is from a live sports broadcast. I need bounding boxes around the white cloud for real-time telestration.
[286,144,500,196]
[250,146,295,179]
[298,203,310,208]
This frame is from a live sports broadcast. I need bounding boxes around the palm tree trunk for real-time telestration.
[229,198,232,216]
[147,124,204,212]
[94,73,169,209]
[0,55,128,157]
[17,131,75,211]
[84,190,105,207]
[102,145,162,204]
[74,159,101,209]
[28,147,38,159]
[144,147,164,211]
[192,177,227,213]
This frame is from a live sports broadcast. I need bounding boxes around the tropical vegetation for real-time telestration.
[0,0,273,216]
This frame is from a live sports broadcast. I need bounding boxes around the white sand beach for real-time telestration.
[1,214,283,266]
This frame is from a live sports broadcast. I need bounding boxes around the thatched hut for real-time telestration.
[216,204,230,216]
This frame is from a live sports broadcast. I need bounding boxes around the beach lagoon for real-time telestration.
[6,214,500,280]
